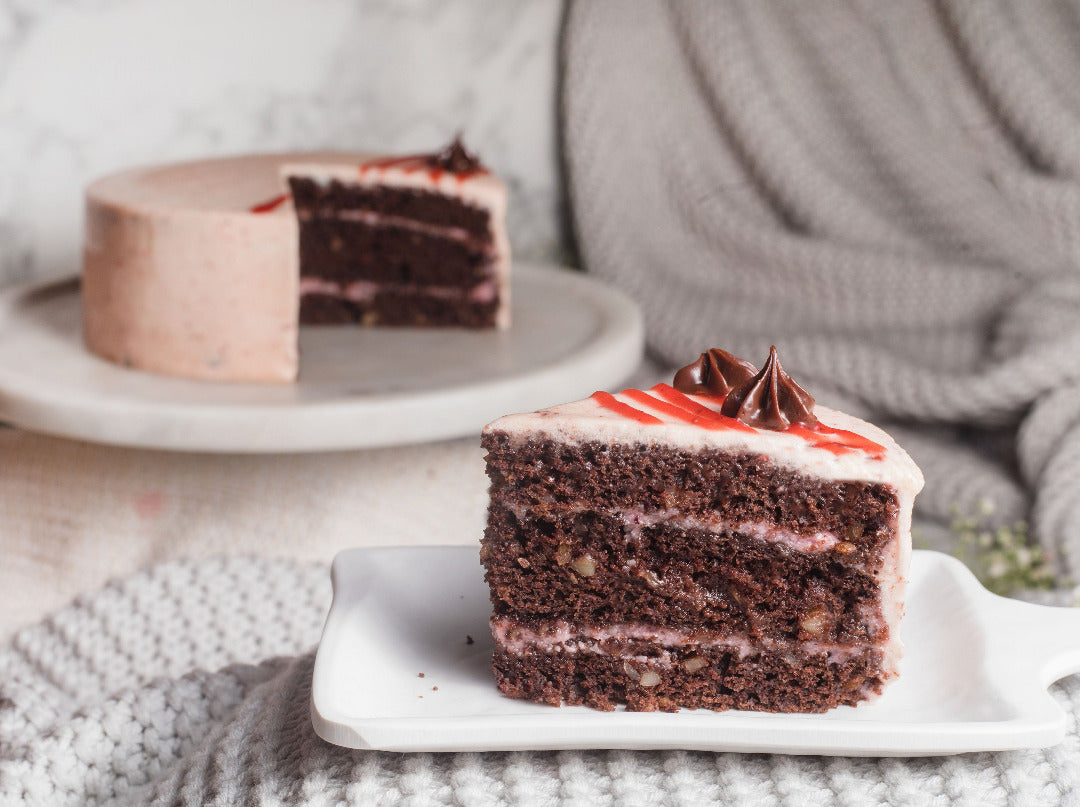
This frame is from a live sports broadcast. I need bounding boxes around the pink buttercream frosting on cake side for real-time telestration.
[82,153,356,382]
[82,150,511,382]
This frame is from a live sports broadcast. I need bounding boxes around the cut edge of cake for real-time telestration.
[280,140,511,331]
[480,347,924,713]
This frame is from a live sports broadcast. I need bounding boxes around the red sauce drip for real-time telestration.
[590,386,886,459]
[786,425,852,456]
[249,193,290,214]
[648,384,756,432]
[622,388,706,427]
[590,391,663,425]
[591,386,885,460]
[359,154,428,173]
[357,154,489,181]
[787,424,887,460]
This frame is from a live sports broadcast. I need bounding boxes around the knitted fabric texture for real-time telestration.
[563,0,1080,578]
[0,557,1077,806]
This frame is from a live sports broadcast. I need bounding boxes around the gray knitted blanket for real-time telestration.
[564,0,1080,578]
[0,558,1077,806]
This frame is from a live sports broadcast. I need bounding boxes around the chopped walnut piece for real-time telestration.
[681,656,708,673]
[570,555,596,577]
[799,608,830,636]
[554,543,572,565]
[639,671,662,687]
[637,569,661,588]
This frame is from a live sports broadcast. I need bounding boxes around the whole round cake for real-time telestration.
[82,140,511,383]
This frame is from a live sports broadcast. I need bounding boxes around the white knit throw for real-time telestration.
[563,0,1080,578]
[0,557,1076,806]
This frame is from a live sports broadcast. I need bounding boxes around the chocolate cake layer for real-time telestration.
[289,177,492,237]
[483,434,897,539]
[482,503,885,644]
[300,291,498,328]
[492,641,885,713]
[297,219,493,287]
[479,360,922,714]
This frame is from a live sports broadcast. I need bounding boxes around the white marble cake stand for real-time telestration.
[0,262,643,453]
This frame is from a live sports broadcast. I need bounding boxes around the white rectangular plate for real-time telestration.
[311,546,1080,756]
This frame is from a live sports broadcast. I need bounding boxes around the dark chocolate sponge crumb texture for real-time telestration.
[285,137,508,330]
[478,350,923,714]
[481,435,898,712]
[492,642,883,713]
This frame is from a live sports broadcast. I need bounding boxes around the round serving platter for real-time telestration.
[0,262,643,453]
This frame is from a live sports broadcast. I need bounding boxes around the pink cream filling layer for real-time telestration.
[299,276,498,304]
[491,617,876,666]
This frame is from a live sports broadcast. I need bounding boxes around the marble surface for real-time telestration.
[0,0,565,288]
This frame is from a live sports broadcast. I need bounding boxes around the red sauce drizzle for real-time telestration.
[590,391,663,425]
[359,154,428,173]
[622,388,705,426]
[250,193,290,214]
[649,383,756,432]
[590,385,885,459]
[787,424,887,460]
[357,154,489,183]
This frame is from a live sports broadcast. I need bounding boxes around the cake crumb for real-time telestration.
[417,672,425,678]
[466,635,474,645]
[432,686,438,691]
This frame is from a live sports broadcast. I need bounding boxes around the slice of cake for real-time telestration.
[82,138,509,383]
[480,347,924,713]
[284,138,510,330]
